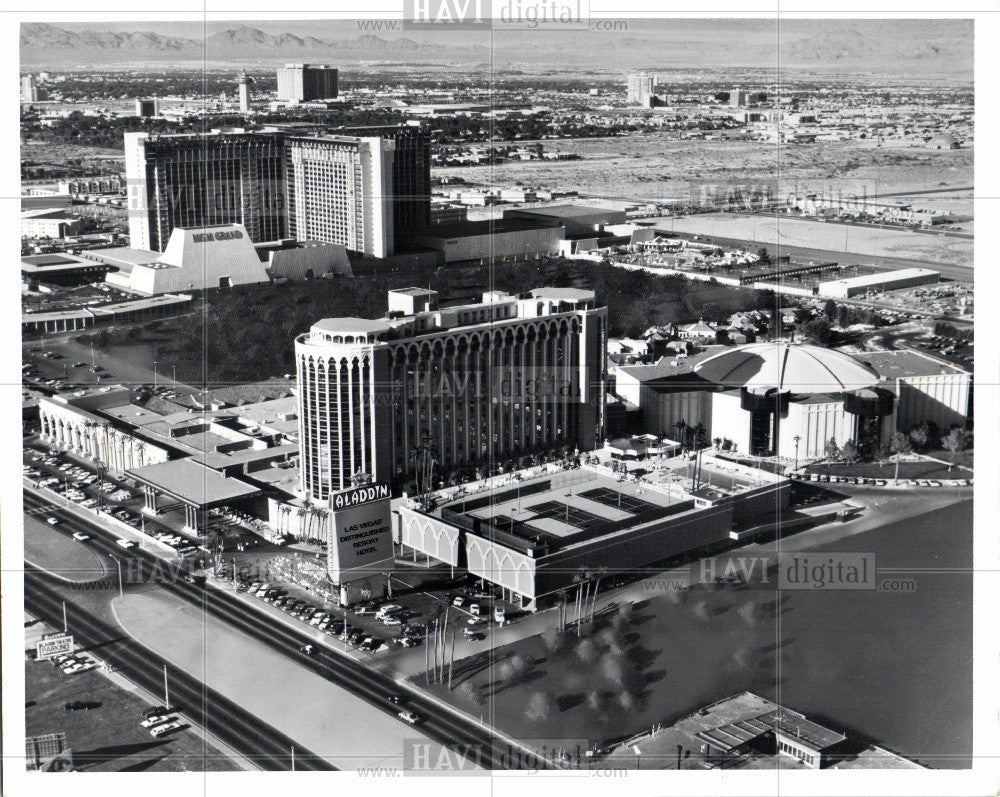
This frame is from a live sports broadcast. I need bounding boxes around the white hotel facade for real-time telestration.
[294,287,608,500]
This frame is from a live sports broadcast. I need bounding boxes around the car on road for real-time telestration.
[468,603,481,617]
[150,720,185,737]
[72,531,91,542]
[382,616,403,626]
[299,644,316,655]
[463,627,484,640]
[116,538,137,549]
[397,710,420,725]
[46,517,60,525]
[494,608,506,624]
[452,596,465,607]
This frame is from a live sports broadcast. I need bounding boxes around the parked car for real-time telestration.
[141,713,175,728]
[150,720,184,738]
[375,603,402,619]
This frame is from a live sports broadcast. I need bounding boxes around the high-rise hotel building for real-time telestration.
[276,64,339,103]
[125,131,287,252]
[295,288,607,500]
[286,135,396,258]
[340,126,432,243]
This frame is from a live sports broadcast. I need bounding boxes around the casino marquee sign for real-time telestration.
[331,482,390,510]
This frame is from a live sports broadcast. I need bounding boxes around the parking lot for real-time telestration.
[223,558,524,664]
[25,618,241,772]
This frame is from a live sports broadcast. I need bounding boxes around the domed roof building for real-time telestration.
[692,341,896,461]
[694,341,881,394]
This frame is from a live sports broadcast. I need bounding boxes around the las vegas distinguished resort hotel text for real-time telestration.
[33,286,970,610]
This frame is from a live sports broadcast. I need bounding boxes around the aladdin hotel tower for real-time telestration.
[295,288,607,500]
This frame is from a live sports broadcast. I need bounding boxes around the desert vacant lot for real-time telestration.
[438,136,973,206]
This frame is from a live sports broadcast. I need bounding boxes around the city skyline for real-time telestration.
[6,6,993,792]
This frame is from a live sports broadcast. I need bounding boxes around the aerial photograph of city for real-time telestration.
[4,4,997,796]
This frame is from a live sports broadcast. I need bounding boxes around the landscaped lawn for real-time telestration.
[804,457,971,481]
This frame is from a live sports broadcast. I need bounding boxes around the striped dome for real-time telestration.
[693,341,880,394]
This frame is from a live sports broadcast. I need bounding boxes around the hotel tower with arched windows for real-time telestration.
[294,287,607,500]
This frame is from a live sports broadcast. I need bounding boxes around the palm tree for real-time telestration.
[409,435,440,510]
[674,420,688,452]
[589,566,609,624]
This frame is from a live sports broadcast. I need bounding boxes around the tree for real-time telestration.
[714,328,731,345]
[822,299,838,320]
[942,428,968,471]
[802,317,833,346]
[908,424,929,452]
[888,431,912,483]
[824,437,841,462]
[840,440,860,465]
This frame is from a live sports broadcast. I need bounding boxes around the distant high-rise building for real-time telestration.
[276,64,338,103]
[626,72,656,105]
[286,135,395,258]
[335,125,432,245]
[125,130,287,252]
[729,87,745,108]
[134,98,158,117]
[21,74,39,104]
[237,72,253,114]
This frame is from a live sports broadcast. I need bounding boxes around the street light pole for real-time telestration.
[153,361,158,391]
[110,555,123,597]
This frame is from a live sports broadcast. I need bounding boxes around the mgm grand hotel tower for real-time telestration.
[295,287,607,500]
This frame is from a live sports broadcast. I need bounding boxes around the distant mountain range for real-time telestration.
[20,21,973,75]
[20,23,492,66]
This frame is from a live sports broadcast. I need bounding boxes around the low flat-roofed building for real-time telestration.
[817,267,939,298]
[395,456,788,609]
[21,209,82,239]
[22,252,110,286]
[127,458,261,533]
[853,348,972,432]
[602,691,918,770]
[415,217,564,263]
[506,204,627,236]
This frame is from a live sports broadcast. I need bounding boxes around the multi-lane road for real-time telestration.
[23,488,542,771]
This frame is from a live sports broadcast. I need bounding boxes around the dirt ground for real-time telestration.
[437,136,974,205]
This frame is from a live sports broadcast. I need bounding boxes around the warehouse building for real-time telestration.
[816,267,939,298]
